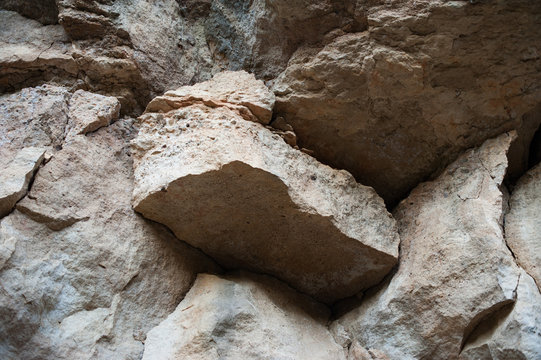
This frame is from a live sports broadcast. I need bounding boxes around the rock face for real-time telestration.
[273,0,541,205]
[132,71,399,303]
[0,102,219,358]
[0,147,46,218]
[506,163,541,291]
[142,272,346,360]
[333,133,522,359]
[1,1,541,359]
[460,270,541,360]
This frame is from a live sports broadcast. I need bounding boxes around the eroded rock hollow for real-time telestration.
[0,0,540,359]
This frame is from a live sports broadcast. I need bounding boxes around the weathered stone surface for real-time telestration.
[274,1,541,205]
[333,133,521,359]
[460,270,541,360]
[0,147,46,218]
[0,10,147,113]
[146,71,275,124]
[0,85,70,169]
[0,120,219,359]
[66,89,121,139]
[505,162,541,291]
[142,272,346,360]
[0,0,58,25]
[132,76,399,303]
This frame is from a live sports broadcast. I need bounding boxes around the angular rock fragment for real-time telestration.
[132,72,399,303]
[142,272,346,360]
[0,147,46,218]
[334,132,521,359]
[505,162,541,291]
[0,120,219,359]
[460,270,541,360]
[65,89,121,140]
[145,71,275,124]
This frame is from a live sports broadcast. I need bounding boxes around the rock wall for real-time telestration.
[0,1,540,359]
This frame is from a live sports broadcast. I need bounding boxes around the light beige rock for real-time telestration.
[132,79,399,303]
[348,342,390,360]
[65,90,121,139]
[460,270,541,360]
[334,132,521,359]
[274,1,541,205]
[505,162,541,291]
[145,71,275,124]
[0,85,70,164]
[0,120,219,359]
[0,147,45,218]
[142,272,346,360]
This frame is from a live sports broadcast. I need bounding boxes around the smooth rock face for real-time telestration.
[0,147,46,218]
[334,133,521,359]
[142,272,346,360]
[505,162,541,291]
[146,71,275,124]
[132,73,399,303]
[66,90,121,139]
[274,1,541,205]
[0,120,219,359]
[460,270,541,360]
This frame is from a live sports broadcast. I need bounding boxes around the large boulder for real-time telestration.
[274,0,541,205]
[132,71,399,303]
[142,272,346,360]
[333,133,521,359]
[505,162,541,292]
[0,118,219,359]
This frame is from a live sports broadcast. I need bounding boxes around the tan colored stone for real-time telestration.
[334,133,521,359]
[142,272,346,360]
[145,71,275,124]
[505,162,541,292]
[132,78,399,303]
[0,120,219,359]
[65,90,121,139]
[274,1,541,205]
[0,147,46,218]
[460,270,541,360]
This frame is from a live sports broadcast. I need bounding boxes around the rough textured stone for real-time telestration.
[333,133,521,359]
[142,272,346,360]
[460,270,541,360]
[66,89,121,139]
[146,71,275,124]
[132,74,399,303]
[505,162,541,291]
[274,0,541,205]
[0,0,58,25]
[0,85,70,170]
[0,147,46,218]
[0,120,219,359]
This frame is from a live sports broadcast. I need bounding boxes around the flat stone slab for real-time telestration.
[132,72,399,303]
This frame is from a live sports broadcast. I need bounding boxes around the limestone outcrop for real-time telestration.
[132,71,399,303]
[333,133,522,359]
[142,272,346,360]
[506,163,541,291]
[1,1,541,359]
